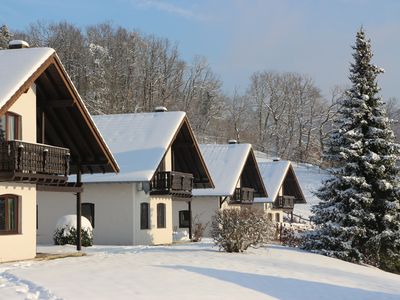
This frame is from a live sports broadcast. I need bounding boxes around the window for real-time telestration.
[140,203,150,229]
[0,112,21,141]
[179,210,190,228]
[0,195,19,234]
[267,213,273,222]
[157,203,166,228]
[275,213,280,223]
[82,203,95,228]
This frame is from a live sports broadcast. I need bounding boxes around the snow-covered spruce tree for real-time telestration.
[0,25,11,49]
[303,29,400,271]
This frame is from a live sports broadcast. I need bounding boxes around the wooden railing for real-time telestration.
[231,187,254,204]
[150,171,194,197]
[0,140,70,183]
[274,195,295,209]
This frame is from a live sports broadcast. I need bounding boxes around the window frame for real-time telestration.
[0,112,22,141]
[140,202,150,230]
[157,203,166,229]
[178,210,190,228]
[82,203,95,228]
[0,194,20,235]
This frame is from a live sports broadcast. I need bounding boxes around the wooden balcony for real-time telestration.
[273,195,295,210]
[230,187,254,204]
[0,140,70,184]
[150,171,194,198]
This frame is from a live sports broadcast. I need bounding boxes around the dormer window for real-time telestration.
[0,112,21,141]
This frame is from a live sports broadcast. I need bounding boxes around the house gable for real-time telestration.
[0,47,119,175]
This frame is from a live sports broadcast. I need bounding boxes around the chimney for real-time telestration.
[228,139,238,144]
[154,106,168,112]
[272,157,280,162]
[8,40,30,49]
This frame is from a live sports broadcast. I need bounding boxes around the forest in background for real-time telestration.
[1,22,399,166]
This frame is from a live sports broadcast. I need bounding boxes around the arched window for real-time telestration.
[157,203,166,228]
[82,203,95,228]
[140,203,150,230]
[267,213,273,222]
[0,194,19,234]
[0,112,21,141]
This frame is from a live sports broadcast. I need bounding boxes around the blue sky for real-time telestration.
[2,0,400,99]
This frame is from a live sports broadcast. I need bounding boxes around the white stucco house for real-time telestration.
[254,160,306,223]
[37,109,214,246]
[0,41,118,262]
[173,142,267,238]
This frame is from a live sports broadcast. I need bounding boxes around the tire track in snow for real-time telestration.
[0,270,62,300]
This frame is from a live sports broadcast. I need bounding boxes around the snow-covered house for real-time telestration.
[174,142,267,238]
[254,160,306,223]
[0,41,118,262]
[37,109,213,245]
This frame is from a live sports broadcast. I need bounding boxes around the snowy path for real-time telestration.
[1,242,400,299]
[0,264,61,300]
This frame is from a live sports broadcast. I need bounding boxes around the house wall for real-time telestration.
[37,182,174,246]
[173,196,220,239]
[0,183,36,262]
[0,85,38,262]
[8,85,37,142]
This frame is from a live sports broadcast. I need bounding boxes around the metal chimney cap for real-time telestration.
[228,139,238,144]
[9,40,30,49]
[154,106,168,112]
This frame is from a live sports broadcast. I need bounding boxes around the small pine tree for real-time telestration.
[303,29,400,271]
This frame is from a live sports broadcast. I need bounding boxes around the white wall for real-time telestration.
[0,183,36,262]
[38,182,174,246]
[186,196,220,238]
[0,85,37,262]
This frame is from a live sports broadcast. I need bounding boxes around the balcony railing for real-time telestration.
[0,140,70,184]
[150,171,194,197]
[273,195,295,209]
[230,187,254,204]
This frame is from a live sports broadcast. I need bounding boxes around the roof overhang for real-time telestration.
[0,50,119,175]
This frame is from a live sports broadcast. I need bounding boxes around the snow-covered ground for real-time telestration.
[1,241,400,300]
[292,162,329,218]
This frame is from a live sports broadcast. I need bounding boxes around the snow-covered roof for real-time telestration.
[254,161,291,203]
[193,144,252,196]
[82,112,186,183]
[0,47,54,110]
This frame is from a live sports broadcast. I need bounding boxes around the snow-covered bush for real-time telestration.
[211,208,272,252]
[53,215,93,247]
[280,223,310,247]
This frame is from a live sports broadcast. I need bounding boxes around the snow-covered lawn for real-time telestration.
[1,241,400,300]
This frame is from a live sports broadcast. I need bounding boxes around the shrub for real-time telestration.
[192,215,208,242]
[211,208,273,252]
[53,215,93,247]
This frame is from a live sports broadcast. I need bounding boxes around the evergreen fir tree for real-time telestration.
[0,25,11,50]
[303,29,400,271]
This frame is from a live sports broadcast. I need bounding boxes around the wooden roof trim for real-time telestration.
[0,55,54,117]
[150,115,214,188]
[181,116,214,188]
[248,148,268,197]
[50,54,119,173]
[287,164,306,203]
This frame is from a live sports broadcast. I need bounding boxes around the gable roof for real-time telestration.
[0,47,119,174]
[255,160,306,204]
[81,112,213,187]
[193,143,267,197]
